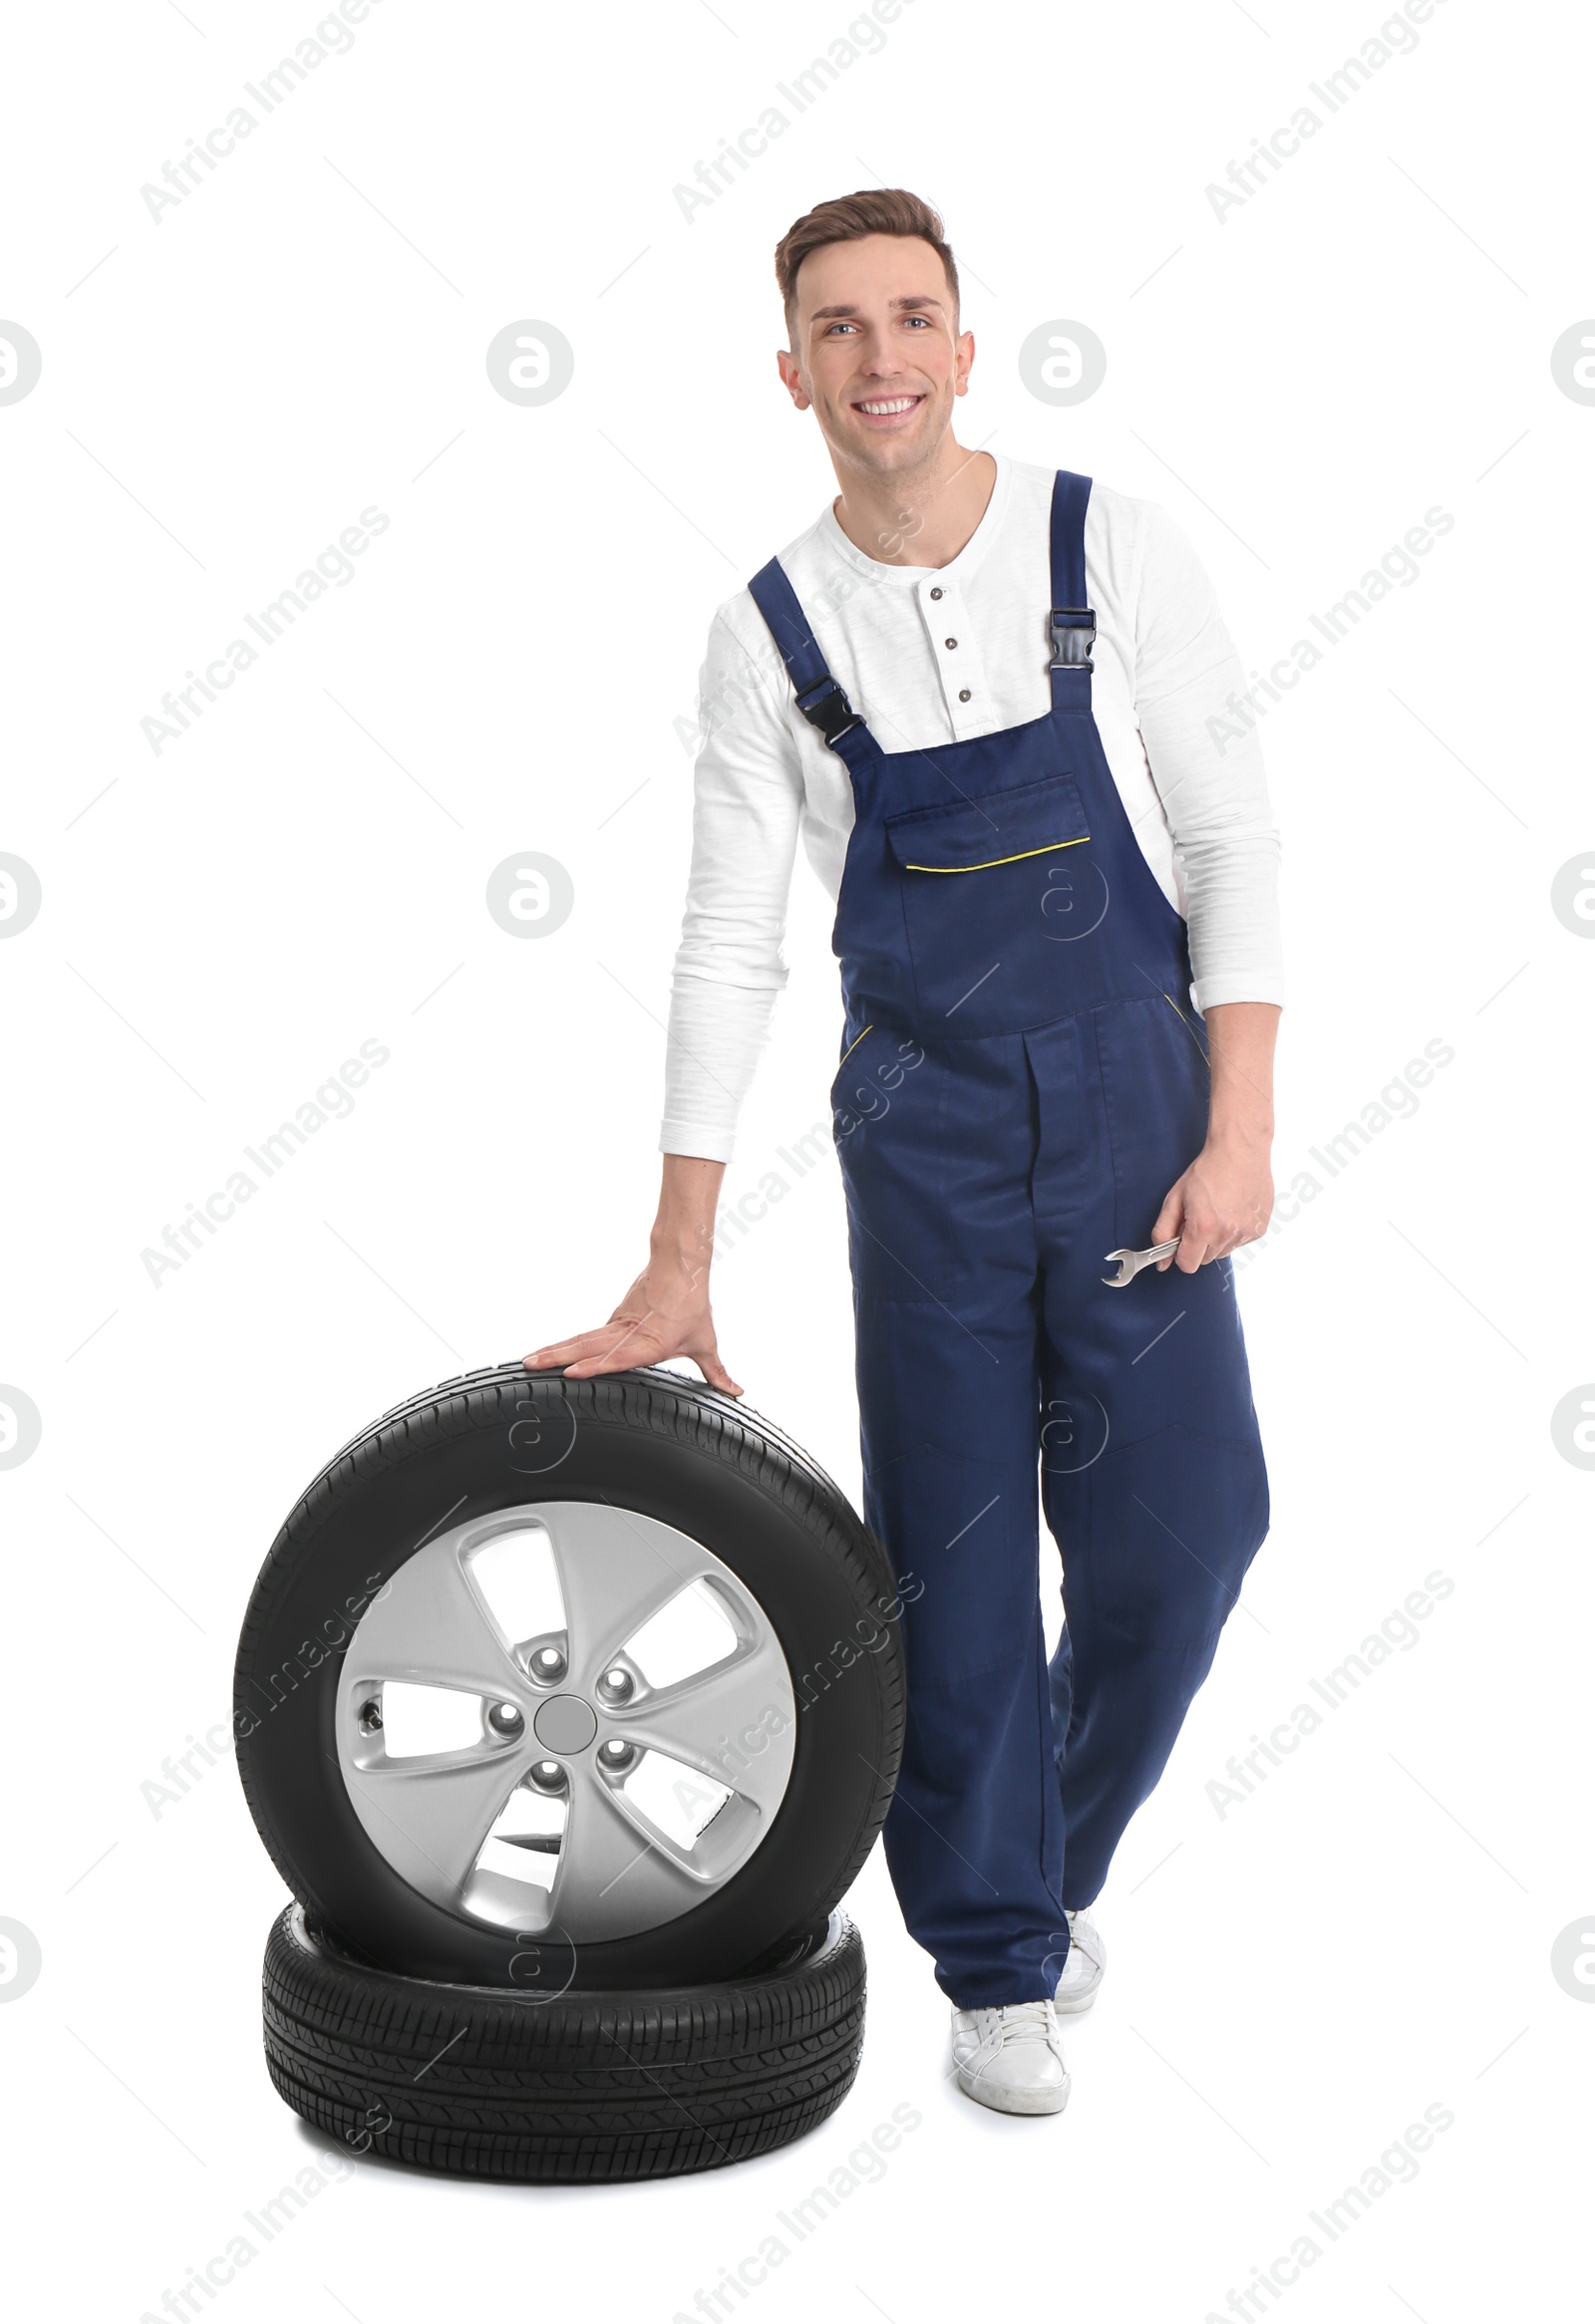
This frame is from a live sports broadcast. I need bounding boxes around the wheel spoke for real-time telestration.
[348,1745,530,1906]
[351,1540,522,1698]
[539,1502,701,1684]
[617,1635,794,1813]
[548,1759,710,1929]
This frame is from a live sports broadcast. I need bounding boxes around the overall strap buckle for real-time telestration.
[1049,608,1097,671]
[795,675,864,746]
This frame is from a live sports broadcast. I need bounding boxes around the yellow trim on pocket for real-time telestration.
[837,1021,873,1067]
[903,836,1091,874]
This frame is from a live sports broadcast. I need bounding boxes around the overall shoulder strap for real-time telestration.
[1048,469,1096,718]
[747,556,871,755]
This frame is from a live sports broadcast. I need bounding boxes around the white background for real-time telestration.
[2,0,1591,2317]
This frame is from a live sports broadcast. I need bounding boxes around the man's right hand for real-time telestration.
[523,1153,741,1394]
[523,1258,742,1395]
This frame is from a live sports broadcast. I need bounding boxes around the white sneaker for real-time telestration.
[950,1999,1071,2117]
[1053,1908,1106,2015]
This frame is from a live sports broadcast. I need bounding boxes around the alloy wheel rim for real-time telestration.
[335,1502,797,1941]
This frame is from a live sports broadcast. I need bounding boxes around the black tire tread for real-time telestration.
[263,1905,865,2182]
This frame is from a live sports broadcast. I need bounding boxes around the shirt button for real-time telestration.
[929,586,943,600]
[958,689,971,703]
[944,637,957,650]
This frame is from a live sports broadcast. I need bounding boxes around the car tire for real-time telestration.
[235,1363,906,1989]
[263,1902,865,2182]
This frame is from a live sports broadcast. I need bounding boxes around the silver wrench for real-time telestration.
[1102,1238,1180,1288]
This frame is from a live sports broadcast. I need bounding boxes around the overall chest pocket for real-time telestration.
[883,772,1093,1033]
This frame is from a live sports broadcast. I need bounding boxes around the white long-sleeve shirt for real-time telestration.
[660,450,1282,1163]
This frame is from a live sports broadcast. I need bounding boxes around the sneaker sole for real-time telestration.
[954,2067,1073,2117]
[1052,1980,1102,2017]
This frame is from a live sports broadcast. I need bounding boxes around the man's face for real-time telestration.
[778,233,971,477]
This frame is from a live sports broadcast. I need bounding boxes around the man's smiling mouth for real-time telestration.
[853,394,925,423]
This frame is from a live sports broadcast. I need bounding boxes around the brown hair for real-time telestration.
[774,188,959,348]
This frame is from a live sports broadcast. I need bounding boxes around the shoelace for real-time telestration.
[975,2001,1057,2046]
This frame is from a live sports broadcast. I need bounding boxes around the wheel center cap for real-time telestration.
[532,1694,597,1753]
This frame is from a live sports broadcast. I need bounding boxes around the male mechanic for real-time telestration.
[528,188,1282,2118]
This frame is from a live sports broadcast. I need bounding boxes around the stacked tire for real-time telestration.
[234,1364,906,2182]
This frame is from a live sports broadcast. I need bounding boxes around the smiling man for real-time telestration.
[528,187,1282,2117]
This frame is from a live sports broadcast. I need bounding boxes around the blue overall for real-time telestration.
[748,471,1270,2007]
